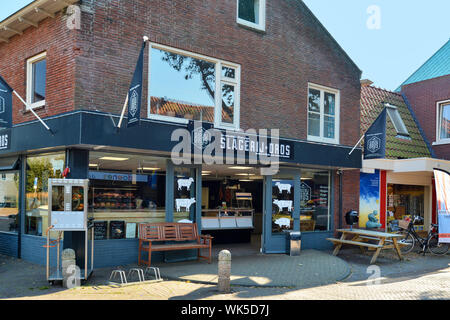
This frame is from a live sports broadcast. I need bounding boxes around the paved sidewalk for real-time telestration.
[152,249,349,288]
[1,246,448,300]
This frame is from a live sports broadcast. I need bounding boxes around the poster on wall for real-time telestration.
[433,169,450,243]
[359,170,381,229]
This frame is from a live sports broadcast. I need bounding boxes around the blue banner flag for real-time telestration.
[127,41,146,127]
[364,108,386,160]
[0,75,13,129]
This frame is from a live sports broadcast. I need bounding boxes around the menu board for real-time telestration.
[110,220,125,239]
[126,222,137,239]
[93,221,107,240]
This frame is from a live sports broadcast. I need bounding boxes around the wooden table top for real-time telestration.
[337,228,404,238]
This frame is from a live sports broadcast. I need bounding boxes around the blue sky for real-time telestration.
[1,1,449,91]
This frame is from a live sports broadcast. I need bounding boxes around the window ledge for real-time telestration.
[21,103,46,115]
[307,136,339,146]
[432,140,450,146]
[236,19,266,33]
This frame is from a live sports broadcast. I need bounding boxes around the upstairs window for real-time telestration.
[307,84,340,144]
[26,52,47,109]
[237,0,266,32]
[437,100,450,143]
[385,103,409,138]
[148,43,240,130]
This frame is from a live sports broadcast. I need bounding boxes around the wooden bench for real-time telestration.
[327,238,383,249]
[138,222,213,267]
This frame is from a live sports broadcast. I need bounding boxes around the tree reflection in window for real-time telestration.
[150,48,235,124]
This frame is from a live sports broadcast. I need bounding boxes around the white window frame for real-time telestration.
[307,83,340,145]
[147,42,241,130]
[26,52,47,110]
[236,0,266,32]
[385,103,409,137]
[435,99,450,145]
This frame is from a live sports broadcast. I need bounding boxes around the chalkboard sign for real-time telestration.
[110,220,125,239]
[93,221,107,240]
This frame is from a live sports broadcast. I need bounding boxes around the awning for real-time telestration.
[0,156,19,171]
[363,157,450,173]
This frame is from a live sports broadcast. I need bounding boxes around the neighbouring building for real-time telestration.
[397,39,450,160]
[360,80,449,234]
[0,0,362,268]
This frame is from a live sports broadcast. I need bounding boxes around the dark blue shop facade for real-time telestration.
[0,110,361,268]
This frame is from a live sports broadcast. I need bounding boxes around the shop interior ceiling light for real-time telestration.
[235,173,255,176]
[229,166,253,170]
[99,156,129,161]
[142,167,160,171]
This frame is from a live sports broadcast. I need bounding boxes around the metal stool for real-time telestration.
[145,267,162,281]
[127,268,145,282]
[109,270,127,284]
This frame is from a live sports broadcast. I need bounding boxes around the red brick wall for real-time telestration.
[75,0,362,145]
[0,12,77,125]
[402,75,450,160]
[333,169,360,231]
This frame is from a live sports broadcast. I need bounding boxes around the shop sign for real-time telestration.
[0,129,11,151]
[189,121,294,160]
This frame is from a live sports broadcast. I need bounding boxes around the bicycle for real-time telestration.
[390,216,449,256]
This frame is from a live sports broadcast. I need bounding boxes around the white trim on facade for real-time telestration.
[26,51,47,110]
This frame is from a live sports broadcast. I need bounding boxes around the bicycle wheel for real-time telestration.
[397,231,415,254]
[428,234,450,256]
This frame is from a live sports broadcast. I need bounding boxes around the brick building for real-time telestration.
[398,39,450,160]
[0,0,362,268]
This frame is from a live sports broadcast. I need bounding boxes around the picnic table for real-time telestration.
[327,229,405,264]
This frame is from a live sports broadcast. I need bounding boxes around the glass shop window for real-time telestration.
[272,176,294,234]
[0,172,19,233]
[88,152,167,240]
[300,169,331,232]
[174,167,197,223]
[25,153,65,236]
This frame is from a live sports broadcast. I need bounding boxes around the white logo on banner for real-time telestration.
[129,89,139,117]
[367,136,381,153]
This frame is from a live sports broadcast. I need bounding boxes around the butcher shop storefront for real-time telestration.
[0,111,361,266]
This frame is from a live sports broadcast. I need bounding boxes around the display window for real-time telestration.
[272,175,294,234]
[88,152,167,240]
[25,152,65,236]
[174,167,197,223]
[300,169,331,232]
[0,172,19,233]
[387,184,425,232]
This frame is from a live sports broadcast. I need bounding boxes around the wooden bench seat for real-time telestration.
[326,238,383,249]
[138,222,213,267]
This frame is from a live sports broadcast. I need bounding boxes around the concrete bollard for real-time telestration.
[62,248,80,288]
[218,250,231,293]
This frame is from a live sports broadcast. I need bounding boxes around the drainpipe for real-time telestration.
[338,170,343,229]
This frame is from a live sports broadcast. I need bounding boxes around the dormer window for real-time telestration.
[385,103,410,138]
[237,0,266,32]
